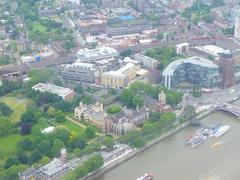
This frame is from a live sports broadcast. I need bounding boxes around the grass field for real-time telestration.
[0,96,31,123]
[61,120,85,137]
[32,21,47,33]
[0,134,30,157]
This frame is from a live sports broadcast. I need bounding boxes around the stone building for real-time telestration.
[75,102,111,132]
[111,107,150,135]
[155,91,172,113]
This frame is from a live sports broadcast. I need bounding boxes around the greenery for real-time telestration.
[0,96,31,123]
[62,40,76,52]
[0,102,13,117]
[107,105,122,115]
[120,82,182,107]
[182,1,213,24]
[119,112,177,148]
[18,0,72,44]
[222,27,234,35]
[192,86,202,97]
[120,49,134,58]
[63,154,103,180]
[145,47,178,70]
[0,57,15,66]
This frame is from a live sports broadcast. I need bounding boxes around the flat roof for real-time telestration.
[194,45,227,57]
[163,56,218,76]
[65,61,97,70]
[32,83,74,99]
[76,47,118,62]
[103,63,136,77]
[39,158,68,177]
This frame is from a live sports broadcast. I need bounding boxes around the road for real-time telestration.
[182,83,240,110]
[0,54,74,76]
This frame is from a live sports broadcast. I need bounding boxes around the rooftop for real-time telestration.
[32,83,74,99]
[39,158,69,177]
[65,61,97,70]
[163,56,218,76]
[103,63,136,77]
[194,45,227,57]
[76,47,118,62]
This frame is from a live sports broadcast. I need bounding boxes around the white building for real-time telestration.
[235,12,240,39]
[75,47,119,63]
[176,43,189,55]
[134,54,159,69]
[32,83,75,101]
[194,45,227,59]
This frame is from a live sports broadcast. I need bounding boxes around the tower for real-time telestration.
[158,90,166,105]
[60,148,67,165]
[219,51,235,89]
[234,12,240,39]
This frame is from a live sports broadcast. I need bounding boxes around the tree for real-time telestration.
[120,49,133,58]
[20,122,31,135]
[52,139,64,156]
[55,110,66,123]
[62,40,76,52]
[17,151,29,164]
[18,139,33,151]
[212,0,224,7]
[132,96,144,108]
[120,89,134,107]
[69,137,86,149]
[203,14,214,23]
[53,129,70,144]
[107,105,122,115]
[0,102,13,117]
[4,156,19,169]
[0,116,12,136]
[20,108,40,124]
[85,127,96,139]
[132,136,145,148]
[29,149,41,164]
[74,85,83,94]
[160,112,176,127]
[149,112,161,122]
[102,136,114,149]
[38,140,52,155]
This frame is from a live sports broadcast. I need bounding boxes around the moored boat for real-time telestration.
[215,125,230,137]
[191,136,206,148]
[137,173,153,180]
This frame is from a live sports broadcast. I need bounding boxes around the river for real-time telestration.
[97,110,240,180]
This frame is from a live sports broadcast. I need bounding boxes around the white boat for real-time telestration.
[137,173,153,180]
[215,125,230,137]
[191,136,206,148]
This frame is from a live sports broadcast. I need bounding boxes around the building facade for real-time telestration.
[75,47,119,63]
[219,52,235,88]
[163,57,220,89]
[75,102,111,132]
[101,63,141,88]
[134,54,159,69]
[101,0,123,8]
[62,62,100,84]
[111,107,150,135]
[32,83,75,101]
[235,13,240,39]
[176,43,189,56]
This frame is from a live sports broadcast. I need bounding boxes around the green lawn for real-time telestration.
[0,134,30,158]
[0,96,31,123]
[60,120,85,137]
[32,21,47,33]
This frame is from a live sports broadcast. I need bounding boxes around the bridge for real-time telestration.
[217,103,240,118]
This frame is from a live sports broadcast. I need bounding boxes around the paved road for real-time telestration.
[183,83,240,109]
[0,54,73,76]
